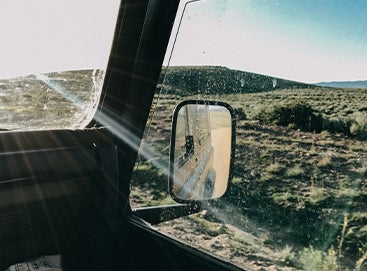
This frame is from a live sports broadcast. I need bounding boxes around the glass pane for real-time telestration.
[132,1,367,270]
[0,0,120,130]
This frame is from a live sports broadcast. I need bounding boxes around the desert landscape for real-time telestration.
[1,67,366,270]
[132,66,367,271]
[0,69,104,130]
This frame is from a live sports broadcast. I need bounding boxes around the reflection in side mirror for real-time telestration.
[169,101,235,202]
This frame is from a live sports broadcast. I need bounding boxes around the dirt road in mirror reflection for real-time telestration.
[211,127,231,198]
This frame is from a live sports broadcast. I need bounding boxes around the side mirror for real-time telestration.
[169,100,235,203]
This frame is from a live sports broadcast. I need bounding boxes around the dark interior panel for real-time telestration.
[123,217,241,271]
[0,128,121,270]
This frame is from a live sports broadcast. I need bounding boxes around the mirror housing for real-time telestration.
[169,100,236,203]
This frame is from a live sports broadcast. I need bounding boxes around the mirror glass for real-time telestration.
[170,103,232,201]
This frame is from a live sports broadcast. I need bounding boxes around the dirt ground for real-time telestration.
[154,214,300,271]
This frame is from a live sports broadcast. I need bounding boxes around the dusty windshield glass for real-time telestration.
[0,0,120,130]
[132,0,367,270]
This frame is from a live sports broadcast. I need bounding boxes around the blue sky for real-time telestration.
[166,0,367,83]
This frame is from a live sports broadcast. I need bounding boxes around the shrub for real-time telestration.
[233,107,247,120]
[285,165,304,178]
[255,103,323,132]
[350,113,367,140]
[317,155,332,168]
[266,163,285,174]
[323,117,352,135]
[307,187,327,205]
[296,246,339,271]
[355,165,367,177]
[279,245,296,264]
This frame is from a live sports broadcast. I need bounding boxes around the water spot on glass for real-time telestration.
[272,78,277,88]
[240,78,245,87]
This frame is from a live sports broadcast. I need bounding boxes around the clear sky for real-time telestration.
[166,0,367,83]
[1,1,366,83]
[0,0,120,79]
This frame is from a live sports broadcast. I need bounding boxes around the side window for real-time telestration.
[132,1,367,270]
[0,1,120,130]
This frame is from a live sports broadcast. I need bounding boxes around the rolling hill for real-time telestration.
[158,66,313,95]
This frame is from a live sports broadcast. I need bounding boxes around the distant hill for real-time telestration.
[315,80,367,89]
[158,66,313,95]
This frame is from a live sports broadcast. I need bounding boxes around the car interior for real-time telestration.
[0,0,239,270]
[3,0,366,270]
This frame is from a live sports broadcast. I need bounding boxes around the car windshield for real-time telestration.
[0,0,120,130]
[132,0,367,270]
